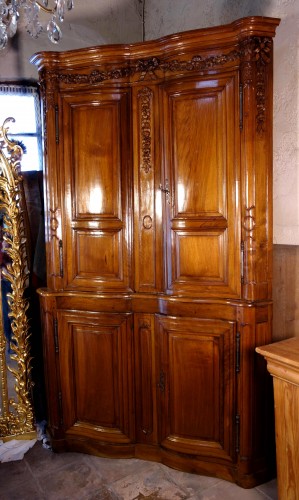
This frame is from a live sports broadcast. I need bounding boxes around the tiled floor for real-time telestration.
[0,441,277,499]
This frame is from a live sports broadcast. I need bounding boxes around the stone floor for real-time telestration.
[0,441,278,499]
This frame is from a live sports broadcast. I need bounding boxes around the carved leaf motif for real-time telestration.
[137,87,153,174]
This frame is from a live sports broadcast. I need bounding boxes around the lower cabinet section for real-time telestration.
[39,293,275,488]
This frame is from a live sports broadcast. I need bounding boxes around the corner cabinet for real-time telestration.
[31,16,280,488]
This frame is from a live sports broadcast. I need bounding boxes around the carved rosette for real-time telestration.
[137,87,153,174]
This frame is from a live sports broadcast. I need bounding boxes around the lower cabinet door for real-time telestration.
[156,315,237,463]
[57,310,135,445]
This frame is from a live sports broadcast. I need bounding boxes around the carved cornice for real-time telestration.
[54,48,241,86]
[40,36,273,137]
[137,87,153,174]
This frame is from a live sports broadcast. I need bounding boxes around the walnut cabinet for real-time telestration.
[31,16,280,488]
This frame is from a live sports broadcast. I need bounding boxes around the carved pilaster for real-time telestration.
[39,69,58,155]
[240,37,272,134]
[137,87,153,174]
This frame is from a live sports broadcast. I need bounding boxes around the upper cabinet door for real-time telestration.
[161,75,241,298]
[59,89,132,291]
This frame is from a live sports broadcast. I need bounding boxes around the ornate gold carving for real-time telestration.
[0,118,35,439]
[138,87,153,173]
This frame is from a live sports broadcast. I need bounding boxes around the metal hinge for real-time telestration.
[239,83,243,130]
[157,370,165,392]
[235,414,240,454]
[240,241,244,284]
[55,104,59,144]
[54,318,59,353]
[58,391,63,425]
[236,331,241,373]
[159,179,171,205]
[59,239,64,278]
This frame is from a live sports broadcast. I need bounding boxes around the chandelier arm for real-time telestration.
[33,1,56,15]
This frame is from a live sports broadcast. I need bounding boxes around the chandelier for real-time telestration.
[0,0,74,49]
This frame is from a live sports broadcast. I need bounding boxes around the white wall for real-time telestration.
[144,0,299,245]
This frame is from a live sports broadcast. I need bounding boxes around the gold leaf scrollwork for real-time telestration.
[0,117,35,439]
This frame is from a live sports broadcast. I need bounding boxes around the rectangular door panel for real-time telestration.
[156,315,236,462]
[74,229,123,284]
[58,310,135,444]
[173,231,225,284]
[161,75,240,297]
[72,104,121,219]
[60,90,132,291]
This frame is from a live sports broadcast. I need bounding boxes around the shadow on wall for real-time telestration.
[273,245,299,342]
[218,0,275,24]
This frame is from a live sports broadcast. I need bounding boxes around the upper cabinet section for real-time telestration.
[31,16,280,299]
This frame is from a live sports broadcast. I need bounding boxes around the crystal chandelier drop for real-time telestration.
[0,0,74,49]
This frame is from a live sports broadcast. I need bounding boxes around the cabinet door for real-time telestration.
[59,89,132,291]
[57,310,135,445]
[156,315,236,463]
[161,75,241,298]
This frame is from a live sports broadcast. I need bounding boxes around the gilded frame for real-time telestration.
[0,117,35,440]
